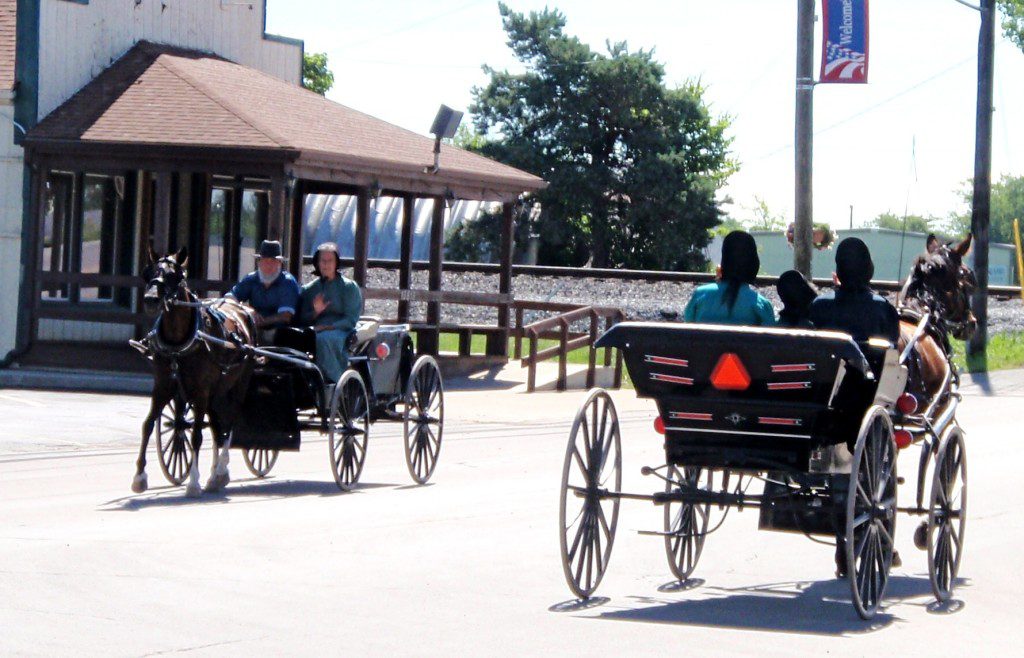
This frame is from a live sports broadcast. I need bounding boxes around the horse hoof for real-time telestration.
[185,482,203,498]
[204,472,230,493]
[131,473,148,494]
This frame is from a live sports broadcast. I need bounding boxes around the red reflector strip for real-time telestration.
[645,355,689,367]
[767,381,811,390]
[770,363,815,373]
[669,412,712,421]
[650,373,694,385]
[758,416,803,427]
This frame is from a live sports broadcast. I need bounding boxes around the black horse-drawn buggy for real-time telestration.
[142,315,444,492]
[558,321,966,619]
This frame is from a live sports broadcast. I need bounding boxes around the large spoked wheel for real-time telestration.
[155,396,195,486]
[664,466,712,581]
[927,425,967,602]
[403,355,444,484]
[328,370,370,491]
[559,388,622,599]
[845,405,898,620]
[243,448,279,478]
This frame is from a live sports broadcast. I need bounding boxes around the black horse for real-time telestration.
[132,246,258,497]
[898,233,977,401]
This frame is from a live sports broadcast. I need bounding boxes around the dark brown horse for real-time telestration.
[132,246,257,497]
[898,234,976,403]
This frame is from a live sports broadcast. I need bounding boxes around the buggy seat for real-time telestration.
[597,322,896,472]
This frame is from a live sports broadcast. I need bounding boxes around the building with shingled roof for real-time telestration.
[0,1,545,374]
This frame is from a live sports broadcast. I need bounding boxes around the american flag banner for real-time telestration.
[820,0,869,84]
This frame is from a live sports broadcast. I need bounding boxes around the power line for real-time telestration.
[750,55,975,162]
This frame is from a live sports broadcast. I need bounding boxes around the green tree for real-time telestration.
[468,4,735,270]
[999,1,1024,50]
[746,196,786,231]
[302,52,334,96]
[869,211,936,234]
[949,174,1024,243]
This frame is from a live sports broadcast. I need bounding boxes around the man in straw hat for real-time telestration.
[226,240,301,343]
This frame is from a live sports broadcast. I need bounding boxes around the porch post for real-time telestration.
[267,175,287,242]
[422,196,445,355]
[287,179,304,279]
[353,187,370,287]
[152,172,172,254]
[487,201,515,356]
[397,193,415,322]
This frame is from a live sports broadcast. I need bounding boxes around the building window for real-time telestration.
[40,171,134,305]
[41,173,75,299]
[201,179,269,282]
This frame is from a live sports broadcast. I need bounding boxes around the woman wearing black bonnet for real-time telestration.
[776,270,818,328]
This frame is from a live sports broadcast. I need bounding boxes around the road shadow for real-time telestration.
[99,477,400,511]
[589,573,970,634]
[583,574,969,636]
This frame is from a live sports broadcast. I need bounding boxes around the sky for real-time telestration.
[266,0,1024,233]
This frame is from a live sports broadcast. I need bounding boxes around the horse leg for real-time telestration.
[185,404,206,498]
[133,382,173,493]
[205,415,232,492]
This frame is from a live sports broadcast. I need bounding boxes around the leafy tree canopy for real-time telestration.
[949,174,1024,244]
[467,4,736,270]
[302,52,335,96]
[869,211,938,235]
[999,1,1024,51]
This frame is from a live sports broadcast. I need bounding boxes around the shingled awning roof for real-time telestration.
[25,41,545,200]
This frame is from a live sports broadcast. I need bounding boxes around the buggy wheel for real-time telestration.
[927,425,967,602]
[328,370,370,491]
[664,466,712,581]
[243,448,279,478]
[845,406,897,620]
[403,355,444,484]
[559,388,621,599]
[155,396,195,486]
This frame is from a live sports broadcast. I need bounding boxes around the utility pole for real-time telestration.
[968,0,994,359]
[794,0,815,277]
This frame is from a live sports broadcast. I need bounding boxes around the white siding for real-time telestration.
[0,98,22,357]
[37,0,302,120]
[37,318,135,343]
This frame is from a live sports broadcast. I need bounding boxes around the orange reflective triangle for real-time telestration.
[710,352,751,391]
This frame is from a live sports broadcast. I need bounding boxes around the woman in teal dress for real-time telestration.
[300,242,363,383]
[684,230,775,326]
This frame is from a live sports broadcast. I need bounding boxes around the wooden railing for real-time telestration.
[514,302,624,393]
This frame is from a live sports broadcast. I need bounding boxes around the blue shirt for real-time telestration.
[809,288,899,343]
[229,270,301,323]
[683,281,776,326]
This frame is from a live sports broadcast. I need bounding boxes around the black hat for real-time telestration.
[777,269,818,309]
[835,237,874,290]
[312,242,342,277]
[721,230,760,284]
[256,240,285,261]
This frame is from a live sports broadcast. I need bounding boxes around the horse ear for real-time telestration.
[926,234,941,254]
[953,233,973,257]
[147,239,158,264]
[175,245,189,269]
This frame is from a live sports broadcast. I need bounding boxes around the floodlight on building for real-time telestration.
[425,105,464,174]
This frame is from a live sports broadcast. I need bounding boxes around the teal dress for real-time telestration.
[300,275,363,383]
[683,281,775,326]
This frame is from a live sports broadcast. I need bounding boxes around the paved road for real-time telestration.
[1,374,1022,656]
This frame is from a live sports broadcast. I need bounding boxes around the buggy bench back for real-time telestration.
[596,322,878,472]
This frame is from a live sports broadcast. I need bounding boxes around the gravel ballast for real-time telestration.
[351,268,1024,334]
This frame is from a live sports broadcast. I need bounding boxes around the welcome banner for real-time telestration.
[820,0,869,83]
